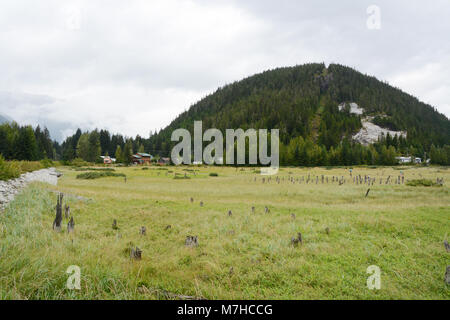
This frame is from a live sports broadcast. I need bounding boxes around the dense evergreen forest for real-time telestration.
[1,63,449,166]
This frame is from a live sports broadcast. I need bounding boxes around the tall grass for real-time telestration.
[0,166,449,299]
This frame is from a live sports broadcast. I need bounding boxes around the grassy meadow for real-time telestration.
[0,165,449,299]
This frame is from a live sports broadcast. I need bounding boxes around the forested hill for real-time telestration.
[146,63,449,165]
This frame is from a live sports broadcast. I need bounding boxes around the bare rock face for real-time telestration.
[338,102,364,115]
[353,117,407,146]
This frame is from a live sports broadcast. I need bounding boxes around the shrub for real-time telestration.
[74,167,115,172]
[17,161,44,173]
[209,172,219,177]
[0,156,21,181]
[71,158,91,167]
[76,172,126,180]
[406,179,440,187]
[40,158,54,168]
[173,175,190,180]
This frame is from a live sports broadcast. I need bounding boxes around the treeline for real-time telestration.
[0,122,56,161]
[60,129,155,164]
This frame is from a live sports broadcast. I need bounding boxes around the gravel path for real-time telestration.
[0,167,61,208]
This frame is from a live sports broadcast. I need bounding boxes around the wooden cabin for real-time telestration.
[131,153,153,165]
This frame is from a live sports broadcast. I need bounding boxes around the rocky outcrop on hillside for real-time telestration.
[0,168,61,208]
[352,117,407,146]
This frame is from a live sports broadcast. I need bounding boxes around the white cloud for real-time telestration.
[0,0,448,141]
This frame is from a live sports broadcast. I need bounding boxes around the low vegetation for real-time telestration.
[76,172,126,180]
[0,166,448,299]
[73,167,116,172]
[406,179,441,187]
[0,155,54,181]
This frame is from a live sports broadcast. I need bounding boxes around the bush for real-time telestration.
[17,161,44,173]
[0,156,21,181]
[173,175,190,180]
[40,158,54,168]
[74,167,115,172]
[71,158,91,167]
[209,172,219,177]
[406,179,440,187]
[76,172,126,180]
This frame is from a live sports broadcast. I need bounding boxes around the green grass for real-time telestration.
[0,166,449,299]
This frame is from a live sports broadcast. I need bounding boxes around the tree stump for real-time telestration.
[64,205,70,219]
[53,193,63,232]
[130,247,142,260]
[291,233,302,247]
[446,266,450,285]
[67,216,75,233]
[185,235,198,247]
[444,240,450,252]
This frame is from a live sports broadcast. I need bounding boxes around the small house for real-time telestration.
[100,156,116,164]
[131,153,153,165]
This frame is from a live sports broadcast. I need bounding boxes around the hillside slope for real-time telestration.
[147,63,449,164]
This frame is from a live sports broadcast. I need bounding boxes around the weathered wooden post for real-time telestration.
[53,193,63,232]
[67,216,75,233]
[64,204,70,219]
[130,247,142,260]
[445,266,450,285]
[291,233,302,247]
[185,235,199,247]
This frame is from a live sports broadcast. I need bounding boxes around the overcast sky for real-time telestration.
[0,0,449,141]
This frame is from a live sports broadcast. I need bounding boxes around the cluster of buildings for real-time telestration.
[100,153,170,165]
[395,156,422,164]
